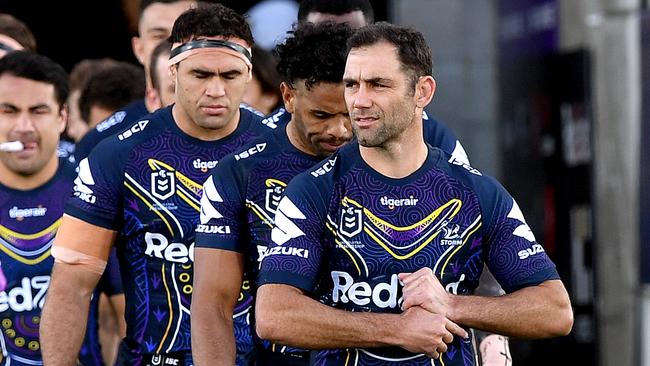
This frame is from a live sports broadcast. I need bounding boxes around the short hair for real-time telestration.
[276,22,353,90]
[348,22,432,89]
[0,51,68,107]
[138,0,193,19]
[79,62,145,122]
[149,40,172,91]
[251,45,281,98]
[0,13,36,51]
[69,58,120,92]
[169,3,254,46]
[298,0,374,24]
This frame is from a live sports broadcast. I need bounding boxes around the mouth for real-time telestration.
[353,116,379,129]
[200,105,228,116]
[319,140,346,153]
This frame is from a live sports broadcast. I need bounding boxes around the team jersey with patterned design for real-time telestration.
[0,159,75,366]
[195,124,321,364]
[259,143,559,366]
[65,106,274,366]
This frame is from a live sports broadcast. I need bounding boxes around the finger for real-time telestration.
[436,342,448,354]
[398,272,421,285]
[401,273,426,292]
[427,350,440,359]
[397,272,412,282]
[441,329,453,344]
[445,319,469,339]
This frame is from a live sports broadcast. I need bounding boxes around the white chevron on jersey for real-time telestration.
[74,158,95,194]
[200,176,224,224]
[271,197,306,245]
[507,198,536,242]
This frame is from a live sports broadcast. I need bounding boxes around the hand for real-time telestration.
[399,267,452,317]
[396,306,468,359]
[480,334,512,366]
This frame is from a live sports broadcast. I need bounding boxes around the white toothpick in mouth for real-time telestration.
[0,141,24,152]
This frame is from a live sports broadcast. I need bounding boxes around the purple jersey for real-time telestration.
[195,124,321,364]
[0,160,75,366]
[65,106,274,366]
[259,143,559,365]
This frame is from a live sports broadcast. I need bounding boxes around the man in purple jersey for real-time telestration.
[0,51,75,366]
[255,23,573,365]
[41,4,273,366]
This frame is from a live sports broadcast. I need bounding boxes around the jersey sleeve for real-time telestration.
[65,139,128,230]
[194,157,248,252]
[258,172,328,293]
[480,178,559,293]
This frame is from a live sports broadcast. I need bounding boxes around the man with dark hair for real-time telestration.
[78,62,146,128]
[0,13,36,57]
[255,22,573,365]
[242,45,283,115]
[40,4,275,366]
[73,0,196,161]
[192,22,354,366]
[298,0,373,28]
[0,51,74,366]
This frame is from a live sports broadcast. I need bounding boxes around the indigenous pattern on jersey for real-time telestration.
[0,160,75,366]
[74,100,149,161]
[195,124,321,364]
[268,108,469,165]
[65,106,274,366]
[259,144,559,366]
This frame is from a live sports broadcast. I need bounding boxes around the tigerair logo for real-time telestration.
[193,158,218,173]
[0,276,49,313]
[9,205,47,220]
[379,196,419,209]
[331,271,402,309]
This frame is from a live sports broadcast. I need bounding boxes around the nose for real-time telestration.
[14,113,36,133]
[327,114,353,141]
[205,78,226,98]
[352,84,372,109]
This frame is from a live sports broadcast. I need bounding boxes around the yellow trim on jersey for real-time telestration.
[326,221,362,275]
[0,220,60,240]
[348,197,461,232]
[148,159,202,197]
[124,181,175,235]
[265,178,287,188]
[247,202,274,228]
[157,263,174,353]
[364,226,440,260]
[176,189,200,212]
[439,222,482,279]
[0,246,51,265]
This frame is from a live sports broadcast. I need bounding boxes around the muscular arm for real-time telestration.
[191,248,244,366]
[41,215,116,366]
[255,283,468,358]
[400,268,573,339]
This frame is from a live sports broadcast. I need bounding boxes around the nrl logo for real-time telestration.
[264,178,287,214]
[339,198,363,238]
[151,169,176,200]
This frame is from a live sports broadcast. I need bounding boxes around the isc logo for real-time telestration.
[118,120,149,140]
[311,157,337,177]
[0,276,49,313]
[144,232,194,263]
[235,143,267,160]
[331,271,401,309]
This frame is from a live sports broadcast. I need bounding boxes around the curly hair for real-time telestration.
[275,22,353,90]
[169,3,253,46]
[298,0,374,24]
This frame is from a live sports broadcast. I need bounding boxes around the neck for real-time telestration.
[286,120,317,156]
[0,154,59,190]
[359,119,428,179]
[172,104,240,141]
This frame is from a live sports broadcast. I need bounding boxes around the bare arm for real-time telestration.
[400,268,573,339]
[191,248,244,366]
[41,215,116,366]
[255,283,468,359]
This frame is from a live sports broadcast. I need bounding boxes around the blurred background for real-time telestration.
[1,0,648,365]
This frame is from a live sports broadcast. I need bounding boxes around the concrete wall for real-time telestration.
[390,0,500,177]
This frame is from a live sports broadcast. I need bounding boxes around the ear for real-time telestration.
[415,76,436,109]
[280,82,296,114]
[145,86,161,112]
[132,36,146,65]
[58,104,69,135]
